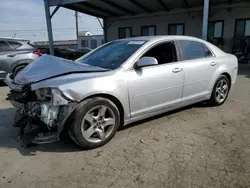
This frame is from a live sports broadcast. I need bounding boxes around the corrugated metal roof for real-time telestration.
[60,0,248,18]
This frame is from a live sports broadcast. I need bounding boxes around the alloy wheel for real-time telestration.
[81,105,116,143]
[215,79,229,103]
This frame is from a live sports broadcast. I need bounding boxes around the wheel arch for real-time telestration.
[83,93,125,126]
[221,72,231,88]
[60,93,125,138]
[10,59,33,73]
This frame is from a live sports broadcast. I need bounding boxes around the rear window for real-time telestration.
[7,41,22,49]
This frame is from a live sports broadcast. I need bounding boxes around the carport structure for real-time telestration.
[44,0,247,55]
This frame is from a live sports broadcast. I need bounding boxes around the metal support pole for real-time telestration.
[103,19,108,43]
[202,0,209,40]
[75,11,79,40]
[44,0,54,55]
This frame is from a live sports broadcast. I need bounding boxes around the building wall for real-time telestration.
[106,5,250,53]
[77,35,104,49]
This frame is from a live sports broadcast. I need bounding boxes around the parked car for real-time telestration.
[5,36,238,149]
[37,47,87,60]
[0,37,41,80]
[77,47,92,55]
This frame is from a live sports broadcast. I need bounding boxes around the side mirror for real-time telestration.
[135,57,158,69]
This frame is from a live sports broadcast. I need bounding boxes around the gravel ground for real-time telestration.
[0,66,250,188]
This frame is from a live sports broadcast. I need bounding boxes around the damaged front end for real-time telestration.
[4,55,109,146]
[6,76,77,145]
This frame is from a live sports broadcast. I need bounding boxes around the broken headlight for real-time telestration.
[35,88,70,128]
[35,88,69,106]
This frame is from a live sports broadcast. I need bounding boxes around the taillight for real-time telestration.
[33,49,42,56]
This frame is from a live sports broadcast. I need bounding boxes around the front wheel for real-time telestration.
[208,75,230,106]
[69,97,120,149]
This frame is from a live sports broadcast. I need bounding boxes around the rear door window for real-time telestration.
[7,41,22,49]
[0,41,11,52]
[178,40,206,60]
[202,44,214,57]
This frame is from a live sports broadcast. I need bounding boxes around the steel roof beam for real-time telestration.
[100,0,135,15]
[184,0,189,8]
[156,0,170,11]
[48,0,88,7]
[128,0,152,13]
[81,1,120,17]
[63,3,106,18]
[50,0,63,19]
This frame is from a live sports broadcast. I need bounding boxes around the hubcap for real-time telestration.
[81,105,116,143]
[215,79,228,103]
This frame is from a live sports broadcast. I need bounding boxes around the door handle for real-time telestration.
[172,67,183,73]
[210,62,217,66]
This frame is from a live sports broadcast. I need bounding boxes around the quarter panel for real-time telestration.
[210,54,238,92]
[0,49,19,75]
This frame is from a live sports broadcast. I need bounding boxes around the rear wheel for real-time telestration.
[13,65,27,78]
[208,75,230,106]
[69,97,120,149]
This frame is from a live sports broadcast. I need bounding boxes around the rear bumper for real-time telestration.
[0,71,7,81]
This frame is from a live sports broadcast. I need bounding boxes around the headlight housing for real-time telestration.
[35,88,70,127]
[35,88,69,106]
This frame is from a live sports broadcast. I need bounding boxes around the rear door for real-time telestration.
[0,40,19,79]
[177,40,217,103]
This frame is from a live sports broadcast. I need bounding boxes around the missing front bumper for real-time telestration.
[13,102,77,146]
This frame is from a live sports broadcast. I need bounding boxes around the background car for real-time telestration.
[0,37,41,80]
[37,47,89,60]
[77,47,91,55]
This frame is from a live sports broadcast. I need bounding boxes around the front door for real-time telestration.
[126,41,184,117]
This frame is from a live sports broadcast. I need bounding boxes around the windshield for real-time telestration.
[75,40,146,70]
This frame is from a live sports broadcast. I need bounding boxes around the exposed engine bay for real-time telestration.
[6,85,77,146]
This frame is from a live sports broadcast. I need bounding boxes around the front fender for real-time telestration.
[59,77,130,120]
[31,73,131,120]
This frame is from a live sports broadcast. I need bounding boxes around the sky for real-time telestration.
[0,0,103,42]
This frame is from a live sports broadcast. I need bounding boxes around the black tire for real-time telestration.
[13,65,27,78]
[69,97,120,149]
[207,75,230,106]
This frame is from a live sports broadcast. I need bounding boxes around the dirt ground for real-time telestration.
[0,66,250,188]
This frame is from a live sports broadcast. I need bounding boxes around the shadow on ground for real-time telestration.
[0,107,81,156]
[0,102,209,156]
[0,66,249,156]
[238,64,250,79]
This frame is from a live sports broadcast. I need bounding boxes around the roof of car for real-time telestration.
[0,37,30,43]
[121,35,205,42]
[117,35,226,59]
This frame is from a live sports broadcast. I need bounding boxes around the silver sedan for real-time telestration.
[5,36,238,149]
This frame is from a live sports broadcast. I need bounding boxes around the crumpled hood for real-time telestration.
[14,54,107,85]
